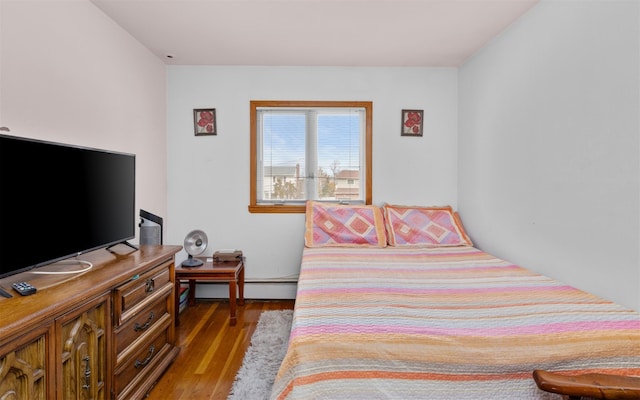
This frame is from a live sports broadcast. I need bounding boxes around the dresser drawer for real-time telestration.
[113,319,171,398]
[114,260,172,325]
[114,295,170,357]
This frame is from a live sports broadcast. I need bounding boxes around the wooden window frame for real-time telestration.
[249,100,372,213]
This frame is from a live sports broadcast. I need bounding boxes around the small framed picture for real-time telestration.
[194,108,217,136]
[401,109,423,137]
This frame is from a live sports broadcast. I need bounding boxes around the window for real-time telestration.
[249,100,372,213]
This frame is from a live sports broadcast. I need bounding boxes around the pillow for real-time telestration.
[383,204,473,247]
[305,201,387,248]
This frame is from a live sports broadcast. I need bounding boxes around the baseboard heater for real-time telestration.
[244,277,299,283]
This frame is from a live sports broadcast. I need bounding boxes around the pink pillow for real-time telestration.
[305,201,387,248]
[383,204,472,247]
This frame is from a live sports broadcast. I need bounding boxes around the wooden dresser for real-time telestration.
[0,244,181,400]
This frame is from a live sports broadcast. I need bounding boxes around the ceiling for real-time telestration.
[90,0,539,67]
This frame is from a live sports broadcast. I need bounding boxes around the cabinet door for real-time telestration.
[56,293,110,400]
[0,325,53,400]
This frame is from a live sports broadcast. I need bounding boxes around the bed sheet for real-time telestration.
[271,246,640,399]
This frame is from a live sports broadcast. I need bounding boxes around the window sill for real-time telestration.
[248,204,305,214]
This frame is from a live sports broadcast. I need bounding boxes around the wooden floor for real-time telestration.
[148,299,295,400]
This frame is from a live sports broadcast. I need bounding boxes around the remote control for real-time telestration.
[0,287,12,298]
[12,282,37,296]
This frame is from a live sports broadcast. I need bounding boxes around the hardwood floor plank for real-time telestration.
[194,318,230,374]
[210,329,247,398]
[148,299,295,400]
[183,302,219,347]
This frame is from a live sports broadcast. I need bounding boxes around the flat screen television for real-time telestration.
[0,134,136,278]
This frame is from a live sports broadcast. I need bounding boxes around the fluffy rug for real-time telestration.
[228,309,293,400]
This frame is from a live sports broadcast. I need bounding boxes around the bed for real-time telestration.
[270,202,640,399]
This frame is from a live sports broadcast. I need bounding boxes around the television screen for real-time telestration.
[0,134,136,278]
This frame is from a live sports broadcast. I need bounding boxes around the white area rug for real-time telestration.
[228,309,293,400]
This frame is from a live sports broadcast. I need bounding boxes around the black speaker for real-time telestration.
[139,209,163,245]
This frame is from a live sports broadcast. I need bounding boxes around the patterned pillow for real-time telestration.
[383,204,473,247]
[305,201,387,248]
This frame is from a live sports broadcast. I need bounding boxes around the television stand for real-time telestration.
[106,240,139,253]
[0,245,181,399]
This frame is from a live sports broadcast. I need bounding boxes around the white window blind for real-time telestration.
[256,106,366,205]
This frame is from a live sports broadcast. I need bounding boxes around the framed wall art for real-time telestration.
[194,108,217,136]
[401,109,423,137]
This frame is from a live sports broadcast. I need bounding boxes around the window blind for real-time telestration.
[257,107,365,204]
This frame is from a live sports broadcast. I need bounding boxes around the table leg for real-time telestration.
[188,280,196,306]
[229,279,237,326]
[238,265,245,306]
[174,279,181,326]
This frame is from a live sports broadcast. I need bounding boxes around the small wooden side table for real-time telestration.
[174,256,245,326]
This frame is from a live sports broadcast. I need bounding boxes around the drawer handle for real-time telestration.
[145,278,155,293]
[82,355,91,390]
[134,345,155,369]
[134,311,155,332]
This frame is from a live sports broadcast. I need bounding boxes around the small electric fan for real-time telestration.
[181,229,208,267]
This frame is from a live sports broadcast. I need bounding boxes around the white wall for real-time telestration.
[167,66,458,298]
[459,0,640,310]
[0,0,168,240]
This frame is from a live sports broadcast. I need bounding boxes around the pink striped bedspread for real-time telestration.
[270,246,640,399]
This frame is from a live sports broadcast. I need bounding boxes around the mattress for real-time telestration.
[271,246,640,399]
